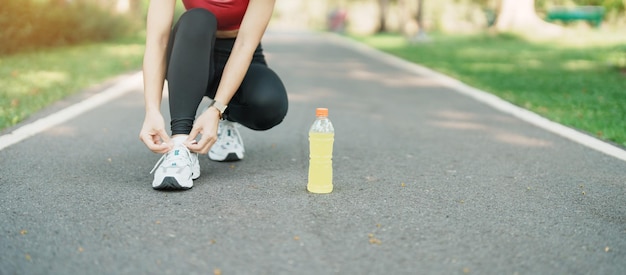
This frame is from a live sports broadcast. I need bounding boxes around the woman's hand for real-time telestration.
[139,110,172,154]
[186,107,221,154]
[140,0,175,154]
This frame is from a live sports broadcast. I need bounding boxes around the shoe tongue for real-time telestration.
[172,136,187,145]
[166,145,188,164]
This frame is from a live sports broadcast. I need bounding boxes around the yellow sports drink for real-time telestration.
[307,108,334,193]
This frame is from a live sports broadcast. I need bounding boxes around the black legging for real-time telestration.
[166,8,288,135]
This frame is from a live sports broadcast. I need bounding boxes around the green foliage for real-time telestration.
[355,32,626,147]
[0,36,145,130]
[536,0,625,12]
[570,0,625,11]
[0,0,193,130]
[0,0,138,55]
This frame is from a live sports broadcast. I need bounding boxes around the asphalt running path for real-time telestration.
[1,32,625,274]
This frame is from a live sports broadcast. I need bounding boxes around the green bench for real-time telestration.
[546,6,605,27]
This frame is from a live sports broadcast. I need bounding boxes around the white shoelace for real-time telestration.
[150,145,195,174]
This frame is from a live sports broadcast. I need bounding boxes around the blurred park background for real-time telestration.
[1,0,625,148]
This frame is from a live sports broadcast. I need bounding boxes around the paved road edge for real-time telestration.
[323,32,626,162]
[2,32,625,162]
[0,72,143,151]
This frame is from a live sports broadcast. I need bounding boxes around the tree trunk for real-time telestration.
[130,0,142,14]
[416,0,423,30]
[377,0,389,33]
[494,0,561,34]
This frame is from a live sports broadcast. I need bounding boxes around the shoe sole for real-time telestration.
[209,152,244,162]
[153,176,192,190]
[224,152,243,162]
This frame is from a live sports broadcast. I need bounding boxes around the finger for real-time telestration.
[139,132,151,144]
[158,129,172,145]
[152,143,171,154]
[140,133,159,148]
[150,134,161,146]
[202,135,218,154]
[187,137,206,152]
[187,142,201,152]
[183,138,198,151]
[143,139,169,154]
[140,132,170,154]
[186,128,201,145]
[190,135,215,154]
[186,127,203,150]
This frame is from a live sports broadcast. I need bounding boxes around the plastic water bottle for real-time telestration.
[307,108,334,193]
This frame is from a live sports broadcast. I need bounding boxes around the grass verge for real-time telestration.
[353,31,626,148]
[0,35,145,131]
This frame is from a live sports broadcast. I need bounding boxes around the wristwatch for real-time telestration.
[209,99,227,118]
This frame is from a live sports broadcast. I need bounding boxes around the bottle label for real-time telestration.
[307,132,334,193]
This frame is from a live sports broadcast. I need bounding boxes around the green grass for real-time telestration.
[0,35,145,130]
[354,31,626,148]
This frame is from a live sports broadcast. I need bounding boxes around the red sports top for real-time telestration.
[182,0,250,31]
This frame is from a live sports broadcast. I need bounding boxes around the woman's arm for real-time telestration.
[187,0,276,153]
[139,0,177,153]
[212,0,276,106]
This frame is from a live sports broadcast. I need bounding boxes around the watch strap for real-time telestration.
[209,99,227,117]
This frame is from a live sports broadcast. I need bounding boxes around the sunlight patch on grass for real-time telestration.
[561,60,598,71]
[525,28,626,48]
[521,59,543,68]
[467,63,517,73]
[15,70,68,94]
[456,48,509,59]
[362,34,407,49]
[103,44,144,58]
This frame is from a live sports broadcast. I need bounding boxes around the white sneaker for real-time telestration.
[150,143,200,190]
[208,120,245,162]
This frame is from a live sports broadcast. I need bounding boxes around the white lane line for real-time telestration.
[326,33,626,162]
[0,72,143,151]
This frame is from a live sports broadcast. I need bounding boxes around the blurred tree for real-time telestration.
[416,0,424,31]
[377,0,390,32]
[50,0,69,5]
[64,0,143,16]
[494,0,561,33]
[1,0,133,55]
[411,0,429,41]
[117,0,143,19]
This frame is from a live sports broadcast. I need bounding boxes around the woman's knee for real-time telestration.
[175,8,218,38]
[245,65,287,106]
[236,66,288,130]
[239,105,287,130]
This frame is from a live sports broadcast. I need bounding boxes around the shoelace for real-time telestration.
[150,145,195,174]
[218,122,240,146]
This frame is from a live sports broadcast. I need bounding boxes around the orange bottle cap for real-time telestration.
[316,108,328,117]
